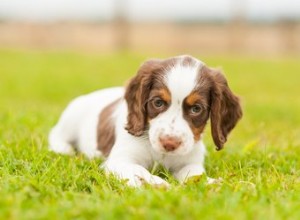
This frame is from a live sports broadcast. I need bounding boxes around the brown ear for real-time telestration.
[203,66,242,150]
[124,59,162,136]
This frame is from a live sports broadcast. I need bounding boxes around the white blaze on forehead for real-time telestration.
[164,60,204,102]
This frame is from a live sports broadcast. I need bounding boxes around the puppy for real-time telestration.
[49,55,242,187]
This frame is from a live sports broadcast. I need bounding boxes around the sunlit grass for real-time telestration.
[0,50,300,219]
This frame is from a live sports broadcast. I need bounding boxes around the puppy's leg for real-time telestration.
[48,125,74,155]
[48,97,84,156]
[171,142,220,184]
[102,138,169,187]
[173,163,222,185]
[102,161,169,187]
[173,163,205,183]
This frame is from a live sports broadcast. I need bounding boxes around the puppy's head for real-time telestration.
[125,55,242,155]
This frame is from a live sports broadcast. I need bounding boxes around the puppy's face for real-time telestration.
[125,55,242,155]
[146,64,210,155]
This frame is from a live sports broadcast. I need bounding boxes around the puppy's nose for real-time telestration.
[159,136,182,152]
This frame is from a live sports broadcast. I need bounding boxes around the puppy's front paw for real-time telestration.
[126,174,169,189]
[207,177,223,185]
[184,175,223,186]
[103,162,169,188]
[144,175,170,189]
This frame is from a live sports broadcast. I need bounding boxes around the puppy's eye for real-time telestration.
[153,99,166,108]
[190,104,202,114]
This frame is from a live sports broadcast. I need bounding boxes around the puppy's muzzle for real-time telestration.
[159,135,182,152]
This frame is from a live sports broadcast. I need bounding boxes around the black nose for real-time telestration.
[159,136,182,152]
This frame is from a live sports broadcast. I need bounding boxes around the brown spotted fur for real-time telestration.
[97,98,121,157]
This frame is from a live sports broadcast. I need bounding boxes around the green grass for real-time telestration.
[0,49,300,219]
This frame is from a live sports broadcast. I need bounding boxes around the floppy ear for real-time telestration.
[124,59,162,136]
[203,66,242,150]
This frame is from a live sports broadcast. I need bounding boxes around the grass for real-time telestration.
[0,49,300,219]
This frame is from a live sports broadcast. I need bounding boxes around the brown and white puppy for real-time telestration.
[49,55,242,187]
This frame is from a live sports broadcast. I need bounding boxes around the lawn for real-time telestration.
[0,50,300,219]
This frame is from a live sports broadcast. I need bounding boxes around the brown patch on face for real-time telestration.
[183,65,242,149]
[147,87,171,120]
[191,125,206,141]
[97,98,121,157]
[125,58,176,136]
[185,93,203,106]
[183,91,210,142]
[158,88,171,103]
